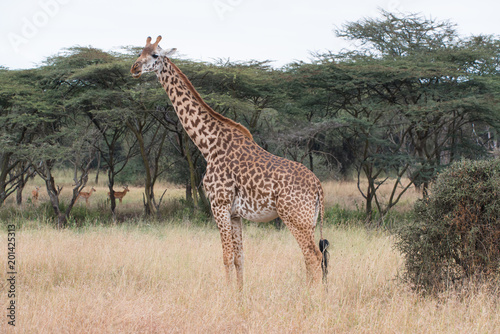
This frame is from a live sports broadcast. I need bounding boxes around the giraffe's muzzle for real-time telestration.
[130,62,142,78]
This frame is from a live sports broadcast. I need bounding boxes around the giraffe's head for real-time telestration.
[130,36,177,78]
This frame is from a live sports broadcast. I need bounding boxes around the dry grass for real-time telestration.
[1,224,499,333]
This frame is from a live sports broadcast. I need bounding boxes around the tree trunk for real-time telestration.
[365,187,373,221]
[128,122,155,216]
[142,154,155,216]
[16,181,23,205]
[309,151,314,173]
[95,151,101,184]
[185,180,192,203]
[195,169,211,216]
[56,213,66,229]
[15,162,36,205]
[184,132,198,210]
[44,171,65,228]
[108,169,117,222]
[0,152,14,207]
[308,136,315,172]
[360,163,375,222]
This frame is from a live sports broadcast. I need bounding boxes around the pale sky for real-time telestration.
[1,0,499,69]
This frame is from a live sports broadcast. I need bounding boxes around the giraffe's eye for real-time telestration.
[152,54,159,59]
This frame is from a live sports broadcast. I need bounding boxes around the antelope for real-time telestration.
[32,186,40,202]
[108,186,129,203]
[77,187,96,206]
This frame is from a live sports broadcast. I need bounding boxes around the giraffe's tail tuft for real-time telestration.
[319,238,330,284]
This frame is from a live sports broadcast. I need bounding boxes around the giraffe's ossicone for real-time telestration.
[131,36,329,287]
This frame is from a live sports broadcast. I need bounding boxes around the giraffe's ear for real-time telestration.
[160,48,177,57]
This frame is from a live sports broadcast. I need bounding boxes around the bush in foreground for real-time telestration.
[395,159,500,293]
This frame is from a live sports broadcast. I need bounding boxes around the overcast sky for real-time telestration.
[1,0,499,69]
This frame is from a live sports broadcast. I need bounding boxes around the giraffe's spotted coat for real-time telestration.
[131,36,327,287]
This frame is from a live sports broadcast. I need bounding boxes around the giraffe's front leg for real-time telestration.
[231,216,244,290]
[212,204,234,286]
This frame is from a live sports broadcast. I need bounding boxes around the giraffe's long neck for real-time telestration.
[156,58,252,160]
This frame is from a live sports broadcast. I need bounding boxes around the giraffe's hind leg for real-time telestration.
[231,216,244,290]
[283,217,323,284]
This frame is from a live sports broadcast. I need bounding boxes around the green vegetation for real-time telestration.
[395,159,500,293]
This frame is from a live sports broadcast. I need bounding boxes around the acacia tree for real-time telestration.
[83,102,137,219]
[125,100,171,215]
[280,62,350,174]
[29,124,97,228]
[56,49,140,219]
[0,69,39,205]
[4,64,100,227]
[295,11,500,221]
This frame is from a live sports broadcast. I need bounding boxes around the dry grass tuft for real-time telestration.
[1,224,499,333]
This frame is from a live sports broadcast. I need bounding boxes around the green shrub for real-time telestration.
[395,159,500,292]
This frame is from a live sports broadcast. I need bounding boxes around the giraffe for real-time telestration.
[131,36,329,288]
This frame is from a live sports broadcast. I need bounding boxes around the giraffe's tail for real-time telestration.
[316,186,329,284]
[319,238,329,284]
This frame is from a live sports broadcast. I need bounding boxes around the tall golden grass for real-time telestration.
[1,224,499,333]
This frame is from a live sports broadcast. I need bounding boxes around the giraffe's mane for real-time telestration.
[167,59,253,141]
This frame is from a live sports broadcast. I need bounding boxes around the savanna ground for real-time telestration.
[1,174,499,333]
